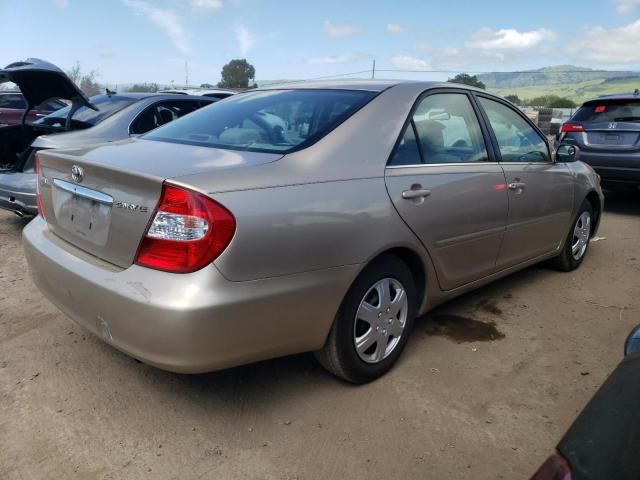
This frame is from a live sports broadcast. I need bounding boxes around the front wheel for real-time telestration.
[548,200,594,272]
[315,255,417,384]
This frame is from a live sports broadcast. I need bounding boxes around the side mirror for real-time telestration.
[555,143,580,163]
[624,325,640,356]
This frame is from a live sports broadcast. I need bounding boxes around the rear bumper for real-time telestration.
[579,150,640,185]
[23,217,356,373]
[0,171,37,216]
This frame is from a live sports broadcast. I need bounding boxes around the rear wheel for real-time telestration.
[315,255,417,384]
[548,200,594,271]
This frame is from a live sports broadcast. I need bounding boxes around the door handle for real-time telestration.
[508,182,526,190]
[402,188,431,199]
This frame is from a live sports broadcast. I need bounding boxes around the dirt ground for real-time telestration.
[1,190,639,480]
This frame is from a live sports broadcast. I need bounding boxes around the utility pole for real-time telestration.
[185,61,189,87]
[372,59,376,79]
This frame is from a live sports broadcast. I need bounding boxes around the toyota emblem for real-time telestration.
[71,165,84,183]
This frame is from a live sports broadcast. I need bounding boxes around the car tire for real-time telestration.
[315,255,417,384]
[548,200,594,272]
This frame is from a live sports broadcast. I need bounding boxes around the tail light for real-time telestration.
[34,153,46,219]
[561,123,584,133]
[530,454,572,480]
[135,183,235,273]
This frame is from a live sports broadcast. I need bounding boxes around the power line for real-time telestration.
[376,68,640,75]
[260,67,640,88]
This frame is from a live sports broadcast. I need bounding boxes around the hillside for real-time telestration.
[477,65,640,104]
[491,77,640,104]
[478,65,639,89]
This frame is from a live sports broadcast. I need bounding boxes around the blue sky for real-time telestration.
[2,0,640,86]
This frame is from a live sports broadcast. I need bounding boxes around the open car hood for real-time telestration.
[0,58,93,109]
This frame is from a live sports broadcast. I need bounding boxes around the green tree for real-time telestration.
[127,83,159,93]
[504,94,522,105]
[66,61,101,96]
[526,95,576,108]
[217,59,256,89]
[447,73,485,90]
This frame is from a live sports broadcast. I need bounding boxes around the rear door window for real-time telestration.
[389,123,422,166]
[389,92,488,165]
[478,97,550,163]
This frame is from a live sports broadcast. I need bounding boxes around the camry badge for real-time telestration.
[71,165,84,183]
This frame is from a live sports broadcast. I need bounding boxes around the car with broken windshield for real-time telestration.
[24,80,603,383]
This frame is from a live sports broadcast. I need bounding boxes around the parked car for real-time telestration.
[530,324,640,480]
[23,81,603,383]
[0,90,67,126]
[159,88,236,100]
[557,92,640,188]
[0,58,215,217]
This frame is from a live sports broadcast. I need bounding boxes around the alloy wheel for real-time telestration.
[353,277,408,364]
[571,211,592,261]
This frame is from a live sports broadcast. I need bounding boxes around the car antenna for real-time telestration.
[105,88,116,97]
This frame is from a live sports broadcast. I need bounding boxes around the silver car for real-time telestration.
[23,81,604,383]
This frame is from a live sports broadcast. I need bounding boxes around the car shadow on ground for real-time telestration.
[603,188,640,216]
[120,265,551,410]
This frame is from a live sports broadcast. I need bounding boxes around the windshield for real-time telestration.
[144,89,376,154]
[33,94,139,128]
[573,99,640,122]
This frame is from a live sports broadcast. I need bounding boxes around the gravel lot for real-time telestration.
[1,190,639,480]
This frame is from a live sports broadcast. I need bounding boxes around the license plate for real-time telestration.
[52,180,112,246]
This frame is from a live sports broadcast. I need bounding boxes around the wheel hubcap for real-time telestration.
[353,278,408,364]
[571,211,592,261]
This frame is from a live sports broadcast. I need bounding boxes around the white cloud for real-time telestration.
[323,20,361,37]
[568,19,640,63]
[122,0,191,54]
[390,55,431,71]
[306,54,357,65]
[233,24,255,56]
[613,0,640,13]
[190,0,223,9]
[53,0,69,8]
[465,27,557,50]
[386,23,406,34]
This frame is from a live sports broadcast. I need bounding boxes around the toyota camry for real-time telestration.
[23,81,603,383]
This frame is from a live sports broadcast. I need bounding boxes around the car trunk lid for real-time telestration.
[0,58,93,110]
[37,138,282,268]
[582,121,640,151]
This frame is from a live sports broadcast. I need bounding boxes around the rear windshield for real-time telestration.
[573,99,640,122]
[34,94,138,128]
[144,89,377,154]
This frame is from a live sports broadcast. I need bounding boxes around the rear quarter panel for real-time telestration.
[568,160,604,233]
[209,178,427,282]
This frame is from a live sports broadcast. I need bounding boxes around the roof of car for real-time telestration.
[257,79,485,93]
[586,91,640,102]
[95,92,213,101]
[159,88,236,96]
